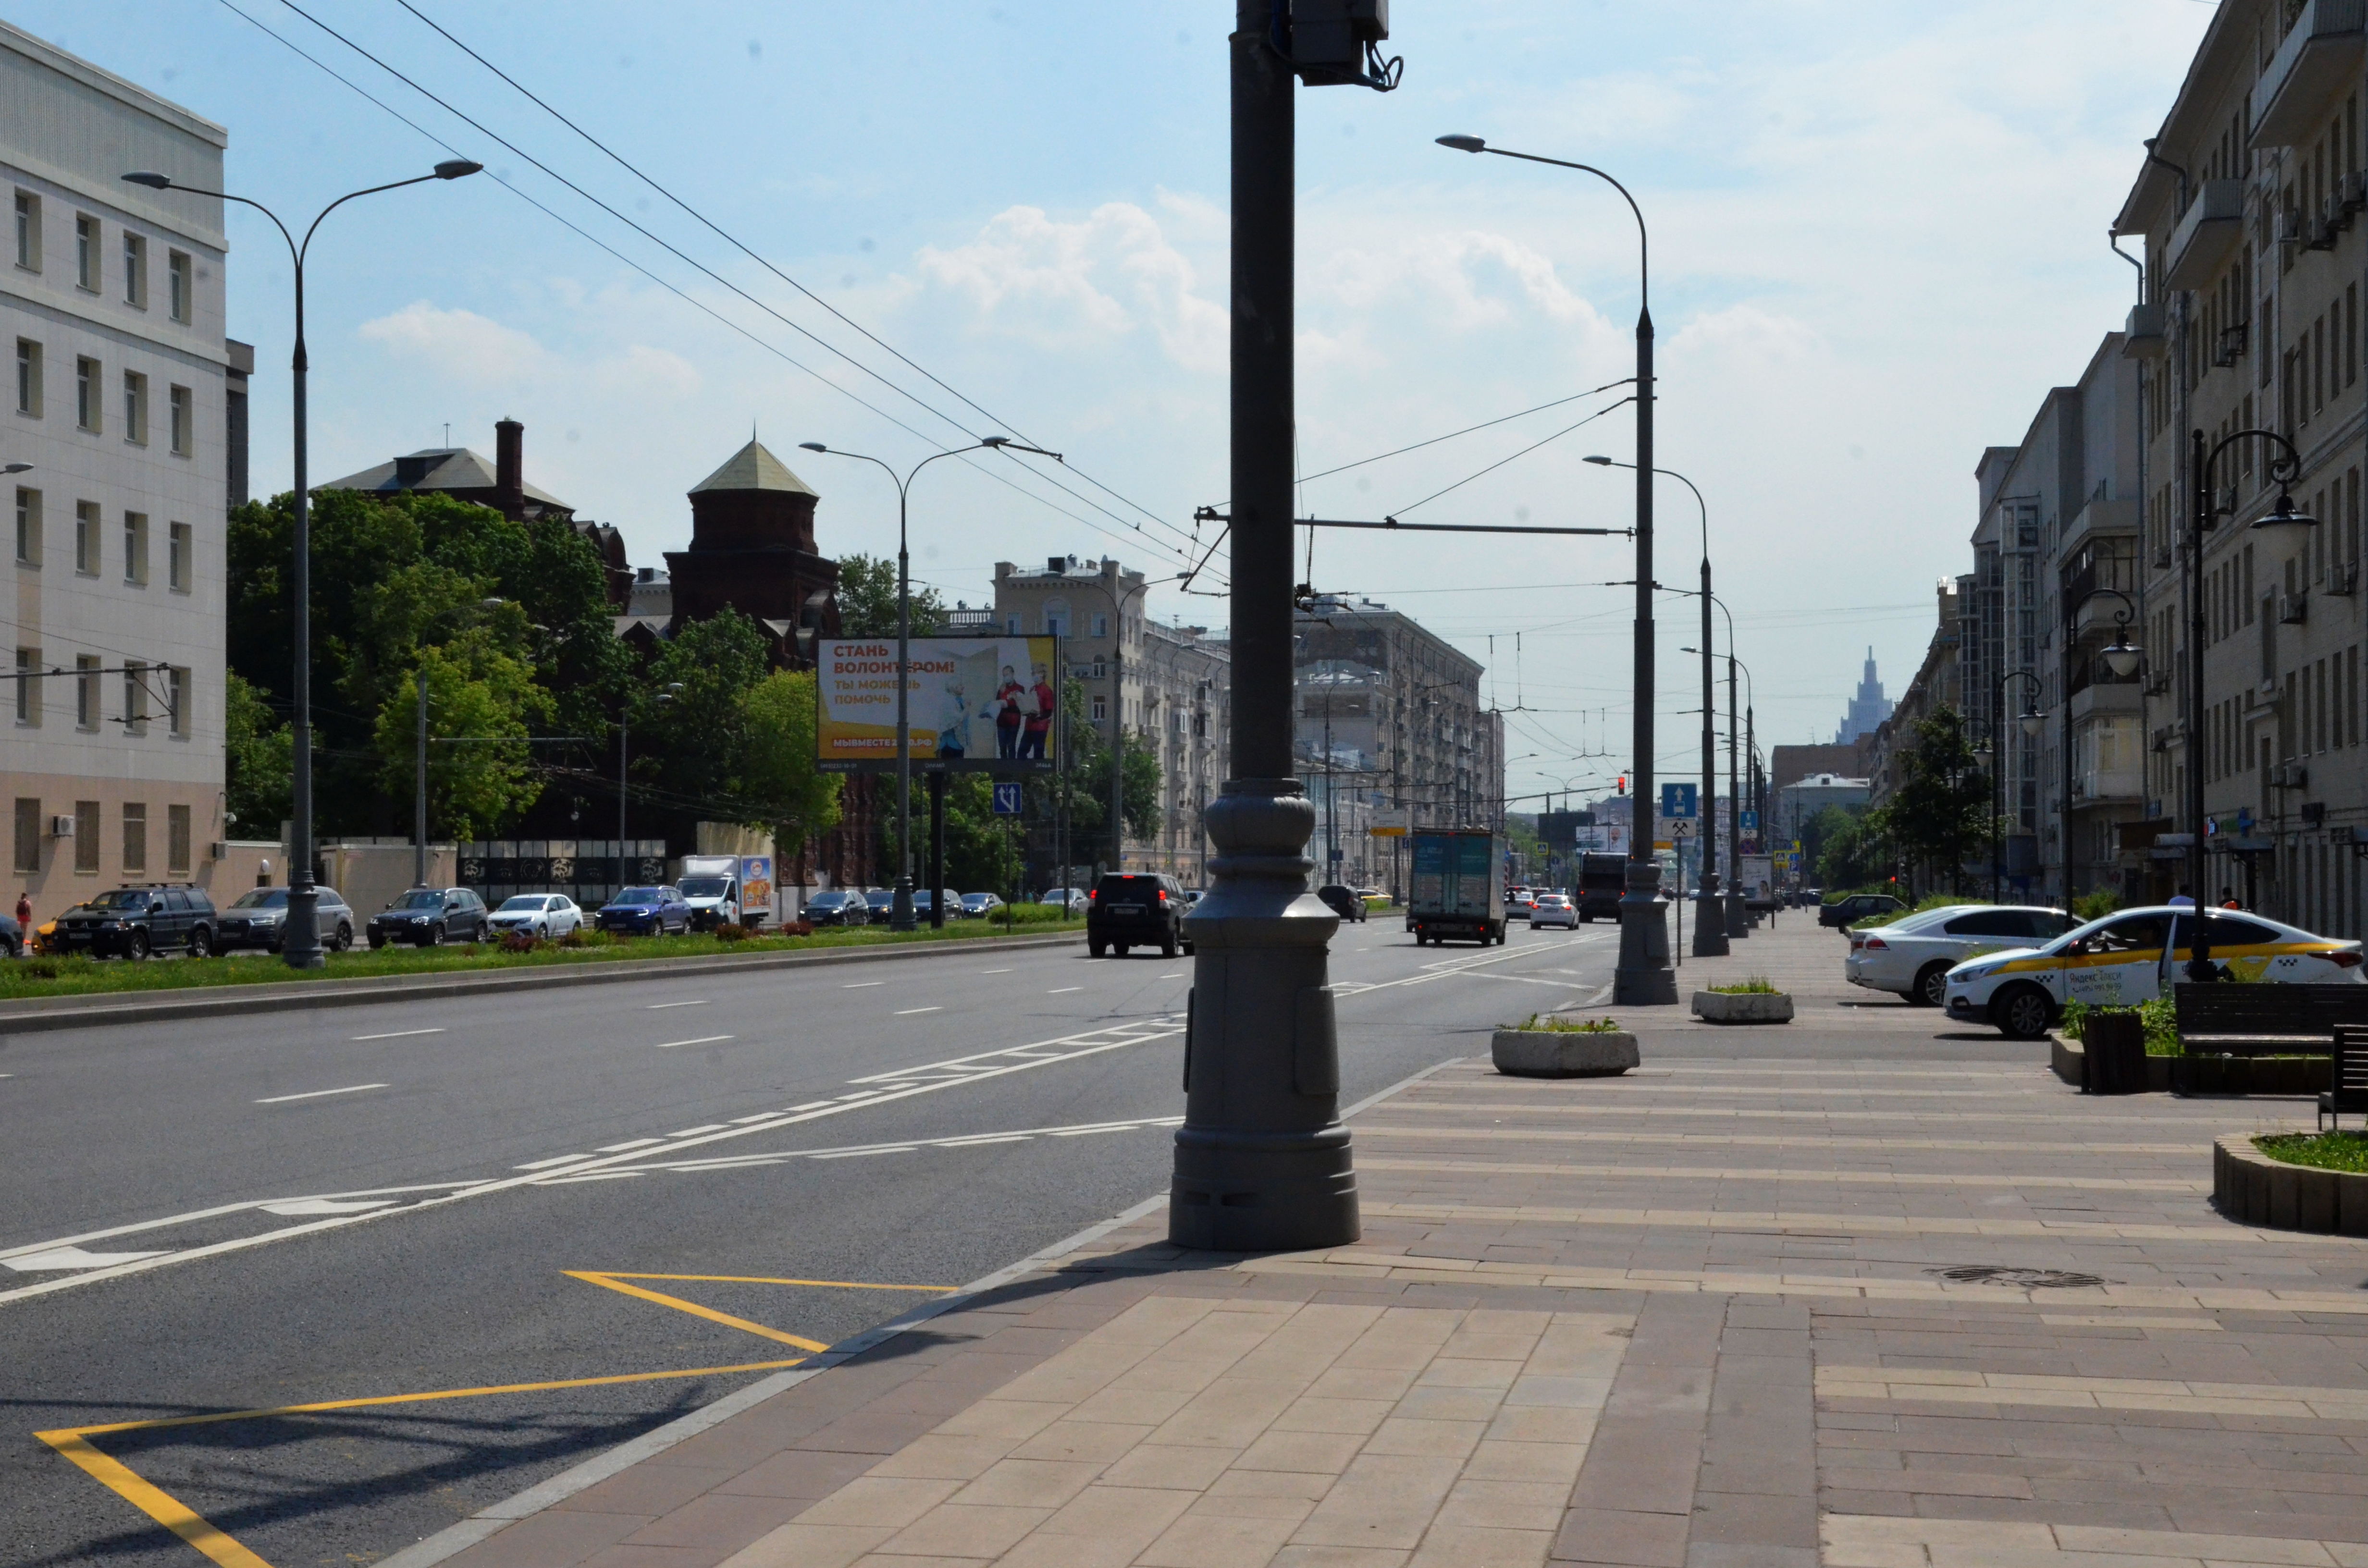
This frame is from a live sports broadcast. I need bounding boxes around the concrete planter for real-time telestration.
[2047,1036,2171,1093]
[1491,1029,1640,1078]
[2212,1135,2368,1236]
[2172,1055,2332,1096]
[1691,990,1794,1024]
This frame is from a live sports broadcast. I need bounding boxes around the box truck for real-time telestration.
[1407,829,1507,946]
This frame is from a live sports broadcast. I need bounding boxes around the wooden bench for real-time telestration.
[2173,983,2368,1057]
[2323,1026,2368,1131]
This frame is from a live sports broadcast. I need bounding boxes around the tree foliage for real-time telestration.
[1874,705,1991,896]
[835,552,947,637]
[372,635,551,842]
[735,669,843,856]
[223,670,293,837]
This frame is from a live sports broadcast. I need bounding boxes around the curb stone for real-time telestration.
[2212,1133,2368,1235]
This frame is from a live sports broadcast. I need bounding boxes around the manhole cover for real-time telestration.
[1929,1265,2108,1290]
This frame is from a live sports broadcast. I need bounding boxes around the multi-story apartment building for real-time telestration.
[2116,0,2368,933]
[992,556,1228,879]
[4,23,243,911]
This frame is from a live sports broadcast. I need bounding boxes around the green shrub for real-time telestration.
[2060,995,2179,1054]
[2071,888,2122,922]
[2255,1132,2368,1174]
[1511,1013,1624,1034]
[498,931,541,955]
[1708,976,1778,994]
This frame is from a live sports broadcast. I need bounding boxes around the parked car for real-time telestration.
[217,885,356,953]
[1820,892,1906,929]
[368,886,491,948]
[49,886,220,959]
[1845,904,2072,1007]
[863,888,898,919]
[1087,872,1191,957]
[958,892,1006,919]
[489,893,583,940]
[1531,892,1579,930]
[0,909,20,957]
[1317,884,1368,923]
[1039,887,1088,916]
[1946,906,2368,1039]
[802,890,872,927]
[594,885,691,937]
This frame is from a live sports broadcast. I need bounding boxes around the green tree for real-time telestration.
[1799,804,1863,881]
[1815,810,1891,893]
[836,553,947,637]
[941,772,1023,895]
[373,636,551,842]
[1879,705,1991,896]
[628,610,777,833]
[734,668,843,857]
[223,670,293,837]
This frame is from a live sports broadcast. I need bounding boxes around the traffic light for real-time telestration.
[1615,775,1627,796]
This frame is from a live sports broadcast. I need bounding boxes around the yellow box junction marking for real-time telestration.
[37,1271,954,1568]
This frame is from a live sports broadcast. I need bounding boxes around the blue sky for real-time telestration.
[15,0,2213,808]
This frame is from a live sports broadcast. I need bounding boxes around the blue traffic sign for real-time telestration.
[1739,810,1758,832]
[991,782,1023,816]
[1660,782,1698,819]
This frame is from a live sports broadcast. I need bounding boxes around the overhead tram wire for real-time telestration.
[1388,397,1633,518]
[260,0,1209,571]
[1296,379,1636,485]
[213,1,1202,578]
[387,0,1181,543]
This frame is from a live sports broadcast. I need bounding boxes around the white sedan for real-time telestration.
[489,894,583,940]
[1530,892,1579,930]
[1944,905,2366,1039]
[1845,904,2071,1007]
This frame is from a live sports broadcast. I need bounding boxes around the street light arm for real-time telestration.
[2200,426,2305,503]
[298,172,448,265]
[134,182,299,269]
[1470,148,1648,312]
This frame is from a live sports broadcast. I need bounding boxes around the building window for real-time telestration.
[74,213,96,291]
[1091,695,1108,721]
[1044,600,1070,637]
[13,646,34,725]
[167,804,190,874]
[123,370,146,445]
[13,486,37,565]
[167,666,187,735]
[122,231,145,307]
[75,654,98,729]
[75,356,98,431]
[12,797,37,874]
[1092,612,1110,638]
[123,660,147,733]
[74,500,97,574]
[168,522,190,591]
[14,338,37,416]
[1005,614,1021,635]
[12,191,36,271]
[168,384,190,454]
[122,802,146,873]
[124,512,147,585]
[167,250,190,322]
[73,798,98,873]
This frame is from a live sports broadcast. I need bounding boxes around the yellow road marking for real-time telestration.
[37,1432,273,1568]
[566,1272,832,1349]
[593,1271,956,1291]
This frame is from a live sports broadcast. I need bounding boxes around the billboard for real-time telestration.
[817,637,1061,772]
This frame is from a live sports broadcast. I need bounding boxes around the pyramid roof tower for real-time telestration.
[688,439,818,497]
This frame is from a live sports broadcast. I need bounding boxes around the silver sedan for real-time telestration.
[1845,904,2072,1006]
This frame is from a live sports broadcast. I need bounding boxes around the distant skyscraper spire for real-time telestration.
[1835,647,1892,743]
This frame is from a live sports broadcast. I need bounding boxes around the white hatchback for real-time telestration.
[1530,892,1579,930]
[1845,905,2072,1008]
[489,894,583,940]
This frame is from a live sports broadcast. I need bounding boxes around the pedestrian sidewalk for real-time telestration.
[406,924,2366,1568]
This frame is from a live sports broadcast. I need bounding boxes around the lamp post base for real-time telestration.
[1690,872,1729,957]
[1725,892,1748,939]
[890,877,916,933]
[1170,779,1360,1252]
[1613,859,1677,1004]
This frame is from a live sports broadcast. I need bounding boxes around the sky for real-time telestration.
[12,0,2216,812]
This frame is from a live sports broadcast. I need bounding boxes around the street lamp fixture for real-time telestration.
[1,462,30,475]
[127,160,481,968]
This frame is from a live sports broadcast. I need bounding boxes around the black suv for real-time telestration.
[1317,884,1368,923]
[1820,892,1906,930]
[1087,873,1191,958]
[51,885,219,959]
[367,886,491,948]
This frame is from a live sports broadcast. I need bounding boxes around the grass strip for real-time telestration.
[2254,1132,2368,1175]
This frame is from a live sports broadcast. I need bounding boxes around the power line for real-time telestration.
[1297,380,1635,485]
[1390,397,1634,518]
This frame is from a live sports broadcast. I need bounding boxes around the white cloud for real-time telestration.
[357,302,552,383]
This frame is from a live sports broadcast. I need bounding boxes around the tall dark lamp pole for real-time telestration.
[2058,590,2141,905]
[801,437,1058,931]
[2187,428,2314,978]
[1986,672,2044,902]
[1441,134,1672,1002]
[125,162,480,968]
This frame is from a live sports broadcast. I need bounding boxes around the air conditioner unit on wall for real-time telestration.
[2279,592,2309,624]
[49,815,74,837]
[2326,560,2359,597]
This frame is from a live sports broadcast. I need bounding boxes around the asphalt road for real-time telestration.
[0,917,1622,1568]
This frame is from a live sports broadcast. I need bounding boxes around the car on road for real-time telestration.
[864,888,899,920]
[489,894,583,941]
[594,885,691,937]
[1086,872,1192,957]
[1039,887,1088,916]
[802,889,871,927]
[1820,892,1906,929]
[1506,886,1536,922]
[958,892,1004,919]
[217,886,356,953]
[1317,884,1368,923]
[1945,906,2367,1039]
[0,909,20,956]
[1530,892,1579,930]
[1844,904,2072,1007]
[49,885,220,959]
[369,886,491,948]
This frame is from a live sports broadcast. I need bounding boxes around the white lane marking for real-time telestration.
[810,1147,913,1160]
[645,1000,708,1010]
[895,1006,943,1016]
[596,1138,665,1153]
[0,1182,476,1265]
[729,1113,778,1124]
[351,1028,444,1041]
[1159,972,1183,979]
[654,1035,734,1050]
[256,1083,388,1105]
[843,980,884,989]
[980,968,1013,974]
[258,1198,396,1217]
[786,1100,836,1112]
[513,1153,588,1171]
[1469,970,1604,991]
[1048,986,1083,994]
[636,1116,1184,1172]
[4,1245,172,1273]
[667,1125,729,1138]
[539,1171,642,1183]
[0,1016,1187,1307]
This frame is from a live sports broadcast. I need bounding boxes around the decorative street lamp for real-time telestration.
[125,161,481,968]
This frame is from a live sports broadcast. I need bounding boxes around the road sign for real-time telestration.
[1656,817,1697,840]
[991,782,1023,816]
[1739,810,1758,832]
[1660,782,1698,820]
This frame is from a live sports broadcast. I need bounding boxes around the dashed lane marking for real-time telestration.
[667,1125,729,1138]
[5,1246,173,1274]
[596,1138,666,1153]
[513,1153,587,1170]
[255,1083,387,1105]
[582,1115,1188,1178]
[979,968,1013,974]
[645,999,708,1009]
[842,980,883,989]
[895,1006,944,1016]
[1048,986,1083,994]
[350,1028,444,1041]
[654,1035,736,1050]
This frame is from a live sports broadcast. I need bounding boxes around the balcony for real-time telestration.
[2069,679,2144,725]
[2120,302,2166,360]
[2250,0,2367,150]
[2164,179,2247,291]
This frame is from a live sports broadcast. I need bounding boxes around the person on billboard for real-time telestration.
[995,664,1025,759]
[1018,662,1055,760]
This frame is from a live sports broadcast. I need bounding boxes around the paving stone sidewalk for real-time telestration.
[413,924,2366,1568]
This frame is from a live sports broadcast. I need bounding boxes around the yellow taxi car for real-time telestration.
[1943,905,2364,1040]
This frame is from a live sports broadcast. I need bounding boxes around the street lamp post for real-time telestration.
[2186,427,2314,977]
[124,161,481,968]
[2058,589,2142,905]
[1441,135,1672,1001]
[1984,672,2045,903]
[800,438,1057,930]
